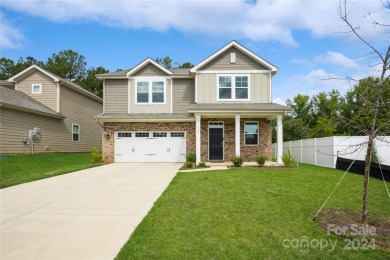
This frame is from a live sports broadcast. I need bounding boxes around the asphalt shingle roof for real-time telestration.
[97,68,191,78]
[0,86,64,118]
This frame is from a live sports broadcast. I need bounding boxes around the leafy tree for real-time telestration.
[179,62,194,68]
[45,50,87,81]
[286,94,314,127]
[341,77,390,136]
[14,56,45,75]
[0,56,45,80]
[0,58,15,80]
[310,117,336,138]
[77,66,109,98]
[155,56,172,69]
[283,117,311,141]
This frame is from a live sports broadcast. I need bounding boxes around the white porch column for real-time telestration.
[195,114,201,164]
[235,115,240,156]
[277,115,283,165]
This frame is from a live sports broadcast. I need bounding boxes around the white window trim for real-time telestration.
[244,121,259,146]
[32,83,42,94]
[72,124,80,142]
[135,77,167,105]
[216,74,250,102]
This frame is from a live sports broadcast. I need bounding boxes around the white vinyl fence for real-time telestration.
[272,136,390,168]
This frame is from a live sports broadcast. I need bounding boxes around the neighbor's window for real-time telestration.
[32,83,42,94]
[136,79,165,104]
[244,122,258,145]
[218,75,249,101]
[72,124,80,142]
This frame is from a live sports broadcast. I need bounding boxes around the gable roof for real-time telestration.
[190,41,278,73]
[96,67,191,79]
[8,65,102,103]
[126,58,173,76]
[0,86,65,119]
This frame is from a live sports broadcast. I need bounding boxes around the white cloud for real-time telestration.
[273,97,287,106]
[285,69,353,97]
[1,0,388,46]
[314,51,362,70]
[0,13,26,49]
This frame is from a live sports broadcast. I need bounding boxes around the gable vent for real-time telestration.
[230,53,236,64]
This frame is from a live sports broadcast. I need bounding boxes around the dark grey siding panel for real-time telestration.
[200,46,268,70]
[172,79,195,113]
[105,79,128,113]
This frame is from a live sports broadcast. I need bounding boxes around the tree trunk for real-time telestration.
[361,137,373,224]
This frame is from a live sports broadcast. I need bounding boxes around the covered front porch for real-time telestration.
[188,103,290,165]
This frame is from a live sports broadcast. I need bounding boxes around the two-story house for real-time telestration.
[0,65,103,154]
[97,41,291,164]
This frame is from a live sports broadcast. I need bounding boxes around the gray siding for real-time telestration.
[133,64,169,76]
[60,85,102,151]
[0,108,66,153]
[16,70,58,111]
[104,79,128,113]
[196,73,270,103]
[0,87,102,154]
[200,46,268,71]
[172,79,195,113]
[129,79,172,113]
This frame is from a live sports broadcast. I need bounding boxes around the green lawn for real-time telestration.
[117,164,390,259]
[0,153,103,188]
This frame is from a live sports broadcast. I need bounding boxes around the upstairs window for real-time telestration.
[136,82,149,103]
[136,78,165,104]
[32,83,42,94]
[218,75,249,101]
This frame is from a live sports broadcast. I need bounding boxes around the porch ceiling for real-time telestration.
[188,103,292,119]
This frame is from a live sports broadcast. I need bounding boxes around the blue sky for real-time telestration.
[1,0,388,104]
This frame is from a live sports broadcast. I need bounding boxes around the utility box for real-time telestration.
[29,130,38,139]
[34,127,41,139]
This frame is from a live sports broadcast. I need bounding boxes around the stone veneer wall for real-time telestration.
[200,118,272,162]
[102,122,195,163]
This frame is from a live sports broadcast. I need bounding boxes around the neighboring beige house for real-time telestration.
[0,65,103,154]
[97,41,292,164]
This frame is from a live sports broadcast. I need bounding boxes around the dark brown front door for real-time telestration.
[209,128,223,160]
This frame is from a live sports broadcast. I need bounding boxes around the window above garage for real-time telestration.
[135,77,166,104]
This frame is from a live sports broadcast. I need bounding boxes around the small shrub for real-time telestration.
[186,153,196,163]
[198,162,206,167]
[183,161,194,169]
[281,150,295,168]
[90,148,102,164]
[254,155,267,166]
[230,155,244,167]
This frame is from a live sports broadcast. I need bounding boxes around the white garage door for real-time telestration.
[115,131,186,162]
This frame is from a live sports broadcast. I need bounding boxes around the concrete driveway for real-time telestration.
[0,163,180,259]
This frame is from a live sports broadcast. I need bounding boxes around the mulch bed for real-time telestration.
[313,208,390,251]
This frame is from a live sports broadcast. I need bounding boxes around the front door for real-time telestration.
[209,127,223,160]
